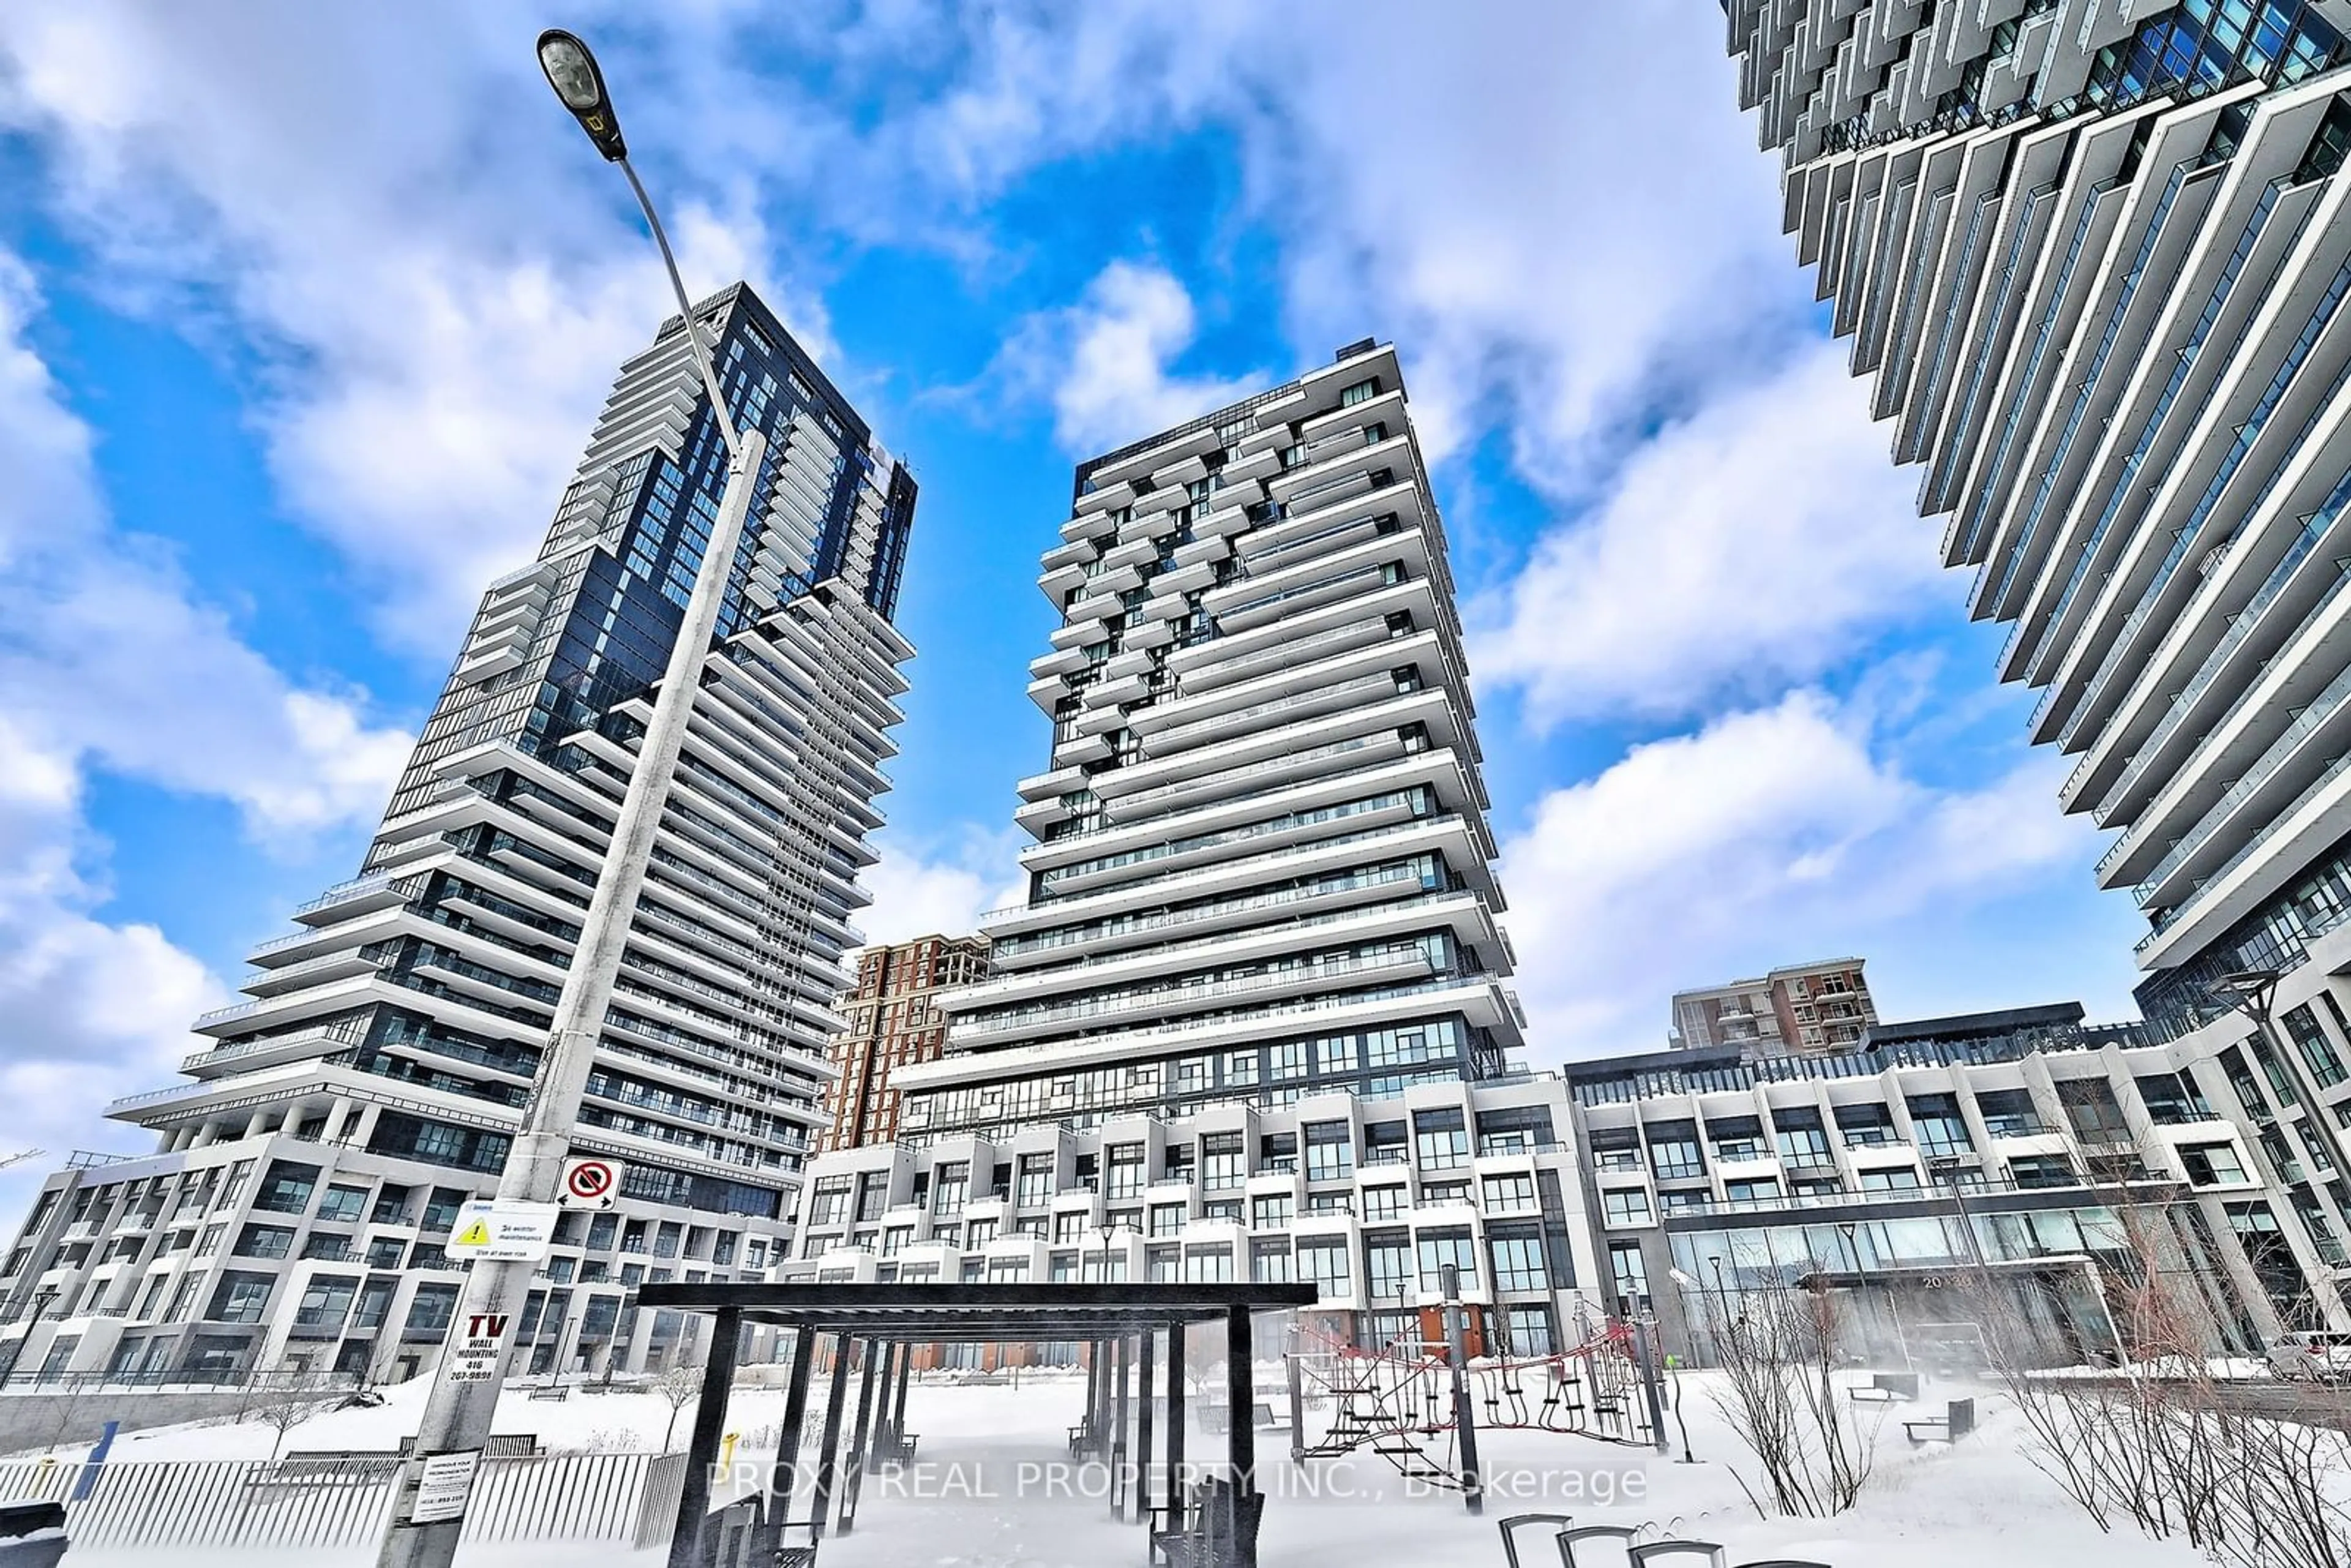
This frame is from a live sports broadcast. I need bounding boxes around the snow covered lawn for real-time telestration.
[41,1367,2213,1567]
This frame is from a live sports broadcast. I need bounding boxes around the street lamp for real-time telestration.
[1662,1269,1701,1463]
[377,34,772,1568]
[1838,1218,1909,1371]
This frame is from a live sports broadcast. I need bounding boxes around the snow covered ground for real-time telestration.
[38,1366,2212,1567]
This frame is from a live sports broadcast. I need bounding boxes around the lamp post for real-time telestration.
[375,33,768,1568]
[1662,1269,1700,1463]
[1838,1218,1908,1371]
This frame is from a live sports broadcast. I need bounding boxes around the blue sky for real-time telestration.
[0,1,2148,1200]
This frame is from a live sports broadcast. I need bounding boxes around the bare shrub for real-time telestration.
[1965,1193,2351,1568]
[1693,1268,1879,1517]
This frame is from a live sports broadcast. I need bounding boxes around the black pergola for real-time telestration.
[637,1280,1318,1568]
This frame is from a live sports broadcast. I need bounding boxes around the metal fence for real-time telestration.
[0,1450,688,1550]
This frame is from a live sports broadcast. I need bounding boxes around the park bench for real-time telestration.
[1496,1513,1575,1568]
[526,1382,571,1402]
[1846,1371,1920,1404]
[1903,1397,1974,1445]
[392,1433,542,1458]
[871,1428,919,1465]
[1067,1423,1108,1460]
[257,1452,404,1488]
[1197,1401,1283,1436]
[1628,1544,1725,1567]
[1150,1478,1261,1568]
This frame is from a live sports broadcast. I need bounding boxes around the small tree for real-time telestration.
[250,1367,332,1461]
[1695,1264,1878,1518]
[655,1363,705,1450]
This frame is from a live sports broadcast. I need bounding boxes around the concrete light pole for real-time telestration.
[375,32,763,1568]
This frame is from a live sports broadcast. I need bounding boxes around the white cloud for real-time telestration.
[1469,343,1943,723]
[1496,689,2106,1059]
[0,2,825,651]
[0,253,411,1214]
[853,825,1028,949]
[997,260,1267,456]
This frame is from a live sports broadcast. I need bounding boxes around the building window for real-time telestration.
[315,1185,369,1224]
[2056,1079,2133,1144]
[1252,1195,1294,1229]
[1488,1227,1548,1294]
[1771,1109,1834,1168]
[208,1272,273,1324]
[1202,1133,1246,1191]
[1417,1230,1477,1295]
[1182,1245,1234,1283]
[1973,1089,2044,1138]
[1905,1095,1973,1158]
[1859,1168,1921,1193]
[1053,1212,1087,1244]
[293,1277,358,1330]
[1339,377,1380,407]
[1503,1305,1554,1357]
[1363,1186,1408,1222]
[2008,1156,2075,1190]
[1250,1238,1293,1283]
[1364,1232,1412,1300]
[931,1163,969,1217]
[1608,1241,1651,1313]
[1602,1189,1652,1226]
[806,1177,852,1228]
[1106,1145,1146,1199]
[2284,1004,2350,1089]
[1413,1109,1469,1171]
[233,1225,294,1260]
[2137,1070,2216,1125]
[1150,1204,1185,1238]
[1299,1237,1350,1298]
[252,1163,320,1215]
[1645,1124,1704,1180]
[1017,1155,1054,1209]
[1835,1105,1894,1147]
[1304,1123,1354,1183]
[1481,1174,1537,1214]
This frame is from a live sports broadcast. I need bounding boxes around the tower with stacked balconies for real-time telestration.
[0,282,917,1386]
[793,342,1600,1359]
[1723,0,2351,1315]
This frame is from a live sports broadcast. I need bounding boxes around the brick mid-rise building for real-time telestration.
[821,936,989,1152]
[1671,958,1877,1057]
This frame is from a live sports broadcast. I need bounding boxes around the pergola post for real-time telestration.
[1135,1327,1157,1529]
[1112,1334,1132,1518]
[890,1340,913,1442]
[1226,1304,1258,1562]
[750,1323,816,1562]
[866,1342,901,1465]
[838,1337,883,1532]
[809,1335,855,1540]
[1166,1319,1187,1534]
[664,1304,741,1568]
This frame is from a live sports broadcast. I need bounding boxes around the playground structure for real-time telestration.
[1287,1316,1660,1489]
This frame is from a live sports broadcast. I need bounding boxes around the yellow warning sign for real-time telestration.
[444,1199,559,1262]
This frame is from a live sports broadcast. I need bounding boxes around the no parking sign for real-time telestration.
[560,1156,623,1208]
